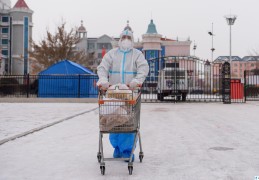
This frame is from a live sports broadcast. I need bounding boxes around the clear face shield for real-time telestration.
[121,35,132,41]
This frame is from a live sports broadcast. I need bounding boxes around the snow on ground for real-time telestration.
[0,103,97,141]
[0,102,259,179]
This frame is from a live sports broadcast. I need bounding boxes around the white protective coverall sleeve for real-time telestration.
[96,52,112,86]
[130,51,149,85]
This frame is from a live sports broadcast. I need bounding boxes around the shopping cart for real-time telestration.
[97,86,144,175]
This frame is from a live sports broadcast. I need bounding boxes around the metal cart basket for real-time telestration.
[97,87,144,175]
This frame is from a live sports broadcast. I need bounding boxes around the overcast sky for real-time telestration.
[14,0,259,60]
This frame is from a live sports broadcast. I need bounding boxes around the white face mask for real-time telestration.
[120,39,133,51]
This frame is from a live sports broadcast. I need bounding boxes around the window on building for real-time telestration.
[234,69,237,72]
[240,64,242,67]
[251,63,255,67]
[2,50,8,56]
[2,16,9,23]
[234,63,238,67]
[98,43,111,49]
[1,27,9,34]
[1,39,8,45]
[98,53,103,58]
[87,43,95,50]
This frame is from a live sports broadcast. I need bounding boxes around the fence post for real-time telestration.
[244,70,246,102]
[222,62,231,104]
[78,74,81,98]
[26,73,30,98]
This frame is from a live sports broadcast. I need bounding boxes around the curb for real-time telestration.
[0,98,98,103]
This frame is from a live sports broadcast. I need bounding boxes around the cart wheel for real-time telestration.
[100,166,105,175]
[139,155,144,163]
[139,152,144,163]
[97,152,101,163]
[128,166,133,175]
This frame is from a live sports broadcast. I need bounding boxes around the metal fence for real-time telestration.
[0,68,256,104]
[0,74,99,98]
[141,77,245,103]
[244,70,259,101]
[141,57,245,103]
[141,76,223,103]
[0,75,38,97]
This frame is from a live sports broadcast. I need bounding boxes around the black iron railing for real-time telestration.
[244,70,259,101]
[0,69,256,103]
[0,74,99,98]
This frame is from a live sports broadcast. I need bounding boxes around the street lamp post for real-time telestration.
[208,23,215,93]
[208,23,215,62]
[225,15,237,63]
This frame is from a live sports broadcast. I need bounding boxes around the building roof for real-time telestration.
[242,56,259,61]
[78,20,86,33]
[214,56,242,62]
[205,60,211,65]
[13,0,29,9]
[124,20,133,32]
[146,19,158,34]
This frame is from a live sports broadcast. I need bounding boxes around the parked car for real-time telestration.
[157,62,188,101]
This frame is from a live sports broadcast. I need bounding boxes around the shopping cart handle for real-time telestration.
[127,84,142,89]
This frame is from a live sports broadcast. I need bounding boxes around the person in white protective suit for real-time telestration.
[97,29,149,161]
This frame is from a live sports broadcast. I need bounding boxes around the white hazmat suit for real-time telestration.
[97,30,149,88]
[97,29,149,159]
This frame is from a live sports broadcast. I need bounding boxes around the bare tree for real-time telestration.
[247,48,259,70]
[250,48,259,56]
[30,23,89,73]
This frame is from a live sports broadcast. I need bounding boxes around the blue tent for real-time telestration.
[38,60,98,98]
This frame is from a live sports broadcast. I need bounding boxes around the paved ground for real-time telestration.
[0,102,259,180]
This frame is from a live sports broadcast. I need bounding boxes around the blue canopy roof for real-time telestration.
[39,60,95,75]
